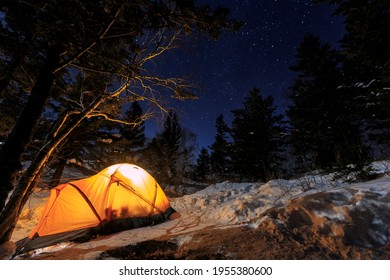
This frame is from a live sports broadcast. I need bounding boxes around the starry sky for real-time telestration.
[145,0,346,150]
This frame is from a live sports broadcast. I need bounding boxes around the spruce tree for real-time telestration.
[231,88,285,181]
[161,110,182,157]
[147,110,183,183]
[144,110,197,184]
[287,35,365,171]
[316,0,390,156]
[193,148,211,181]
[209,114,232,176]
[120,101,146,149]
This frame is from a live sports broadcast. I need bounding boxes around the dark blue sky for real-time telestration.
[145,0,345,150]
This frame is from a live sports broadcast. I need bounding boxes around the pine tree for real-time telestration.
[287,35,365,171]
[209,114,232,176]
[316,0,389,78]
[193,148,211,181]
[120,101,146,149]
[316,0,390,156]
[231,88,285,181]
[161,111,182,153]
[144,111,197,184]
[146,110,183,183]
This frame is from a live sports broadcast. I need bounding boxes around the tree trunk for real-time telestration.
[0,46,61,211]
[0,81,128,244]
[0,169,42,244]
[0,120,80,244]
[49,158,67,188]
[0,125,71,243]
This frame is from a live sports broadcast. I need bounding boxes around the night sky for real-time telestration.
[146,0,346,150]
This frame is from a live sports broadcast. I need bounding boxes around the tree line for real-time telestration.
[195,0,390,182]
[95,0,390,185]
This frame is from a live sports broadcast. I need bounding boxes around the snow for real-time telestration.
[10,161,390,259]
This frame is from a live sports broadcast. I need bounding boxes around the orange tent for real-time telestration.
[17,163,174,253]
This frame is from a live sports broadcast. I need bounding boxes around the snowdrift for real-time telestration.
[8,164,390,259]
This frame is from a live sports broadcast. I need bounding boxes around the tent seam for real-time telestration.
[68,183,102,223]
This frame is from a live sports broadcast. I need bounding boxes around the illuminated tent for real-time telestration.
[16,163,175,253]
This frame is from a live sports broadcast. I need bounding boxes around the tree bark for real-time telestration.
[0,46,61,211]
[0,82,128,244]
[49,158,67,188]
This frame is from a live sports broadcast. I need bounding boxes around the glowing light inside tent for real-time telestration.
[28,163,172,240]
[118,164,145,187]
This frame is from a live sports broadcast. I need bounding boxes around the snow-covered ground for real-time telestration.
[9,161,390,259]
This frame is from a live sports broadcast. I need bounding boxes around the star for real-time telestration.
[145,0,345,150]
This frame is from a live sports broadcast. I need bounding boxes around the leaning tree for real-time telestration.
[0,0,240,244]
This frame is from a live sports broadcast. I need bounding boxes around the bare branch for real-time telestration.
[128,84,169,114]
[54,6,124,74]
[86,111,153,126]
[109,79,130,98]
[69,63,117,76]
[51,110,80,139]
[138,74,197,100]
[101,31,138,40]
[138,30,182,66]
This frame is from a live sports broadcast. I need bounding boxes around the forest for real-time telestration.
[0,0,389,249]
